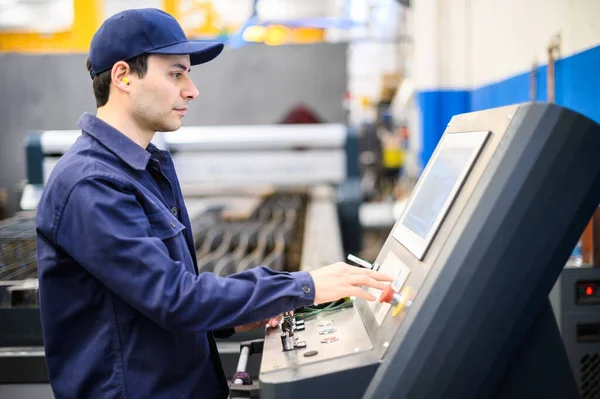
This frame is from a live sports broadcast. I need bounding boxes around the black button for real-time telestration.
[302,284,311,294]
[171,207,178,217]
[304,350,318,357]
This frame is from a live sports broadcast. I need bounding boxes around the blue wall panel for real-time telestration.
[417,90,470,168]
[471,45,600,124]
[419,45,600,171]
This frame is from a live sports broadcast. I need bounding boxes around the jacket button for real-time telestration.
[302,284,311,294]
[171,207,178,217]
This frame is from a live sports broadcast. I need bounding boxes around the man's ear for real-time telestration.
[111,61,131,90]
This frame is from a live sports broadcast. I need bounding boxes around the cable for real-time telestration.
[295,297,354,321]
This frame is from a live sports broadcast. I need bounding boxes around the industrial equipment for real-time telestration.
[0,123,360,390]
[4,102,600,399]
[551,265,600,399]
[227,102,600,399]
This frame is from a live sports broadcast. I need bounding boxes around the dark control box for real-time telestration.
[576,280,600,305]
[552,266,600,399]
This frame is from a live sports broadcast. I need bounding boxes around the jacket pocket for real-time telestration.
[147,209,185,240]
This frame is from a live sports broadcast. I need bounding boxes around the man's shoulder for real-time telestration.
[47,139,124,195]
[36,136,132,237]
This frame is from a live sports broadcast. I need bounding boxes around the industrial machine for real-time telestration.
[226,102,600,399]
[0,123,360,391]
[3,102,600,399]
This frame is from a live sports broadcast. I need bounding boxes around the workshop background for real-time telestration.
[1,0,599,221]
[1,1,600,398]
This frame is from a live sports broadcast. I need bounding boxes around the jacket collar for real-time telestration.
[77,112,151,171]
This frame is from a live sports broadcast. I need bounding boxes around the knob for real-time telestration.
[379,285,412,318]
[379,284,395,304]
[282,311,295,331]
[281,331,295,351]
[391,287,412,317]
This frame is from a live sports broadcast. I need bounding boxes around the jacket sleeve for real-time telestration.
[54,175,316,333]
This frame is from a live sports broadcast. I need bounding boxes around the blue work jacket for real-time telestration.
[35,113,316,399]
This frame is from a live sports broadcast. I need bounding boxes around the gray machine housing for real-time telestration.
[257,102,600,399]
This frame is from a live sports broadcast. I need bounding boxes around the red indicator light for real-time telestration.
[586,286,594,296]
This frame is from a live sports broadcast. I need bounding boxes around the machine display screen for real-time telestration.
[393,131,489,259]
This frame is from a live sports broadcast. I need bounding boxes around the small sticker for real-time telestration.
[320,336,339,344]
[318,328,337,335]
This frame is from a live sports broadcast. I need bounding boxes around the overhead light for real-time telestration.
[242,25,266,42]
[264,25,289,46]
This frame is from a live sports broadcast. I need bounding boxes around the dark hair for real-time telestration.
[86,54,150,107]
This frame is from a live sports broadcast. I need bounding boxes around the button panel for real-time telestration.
[260,307,373,374]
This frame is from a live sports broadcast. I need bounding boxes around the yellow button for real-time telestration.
[392,287,412,317]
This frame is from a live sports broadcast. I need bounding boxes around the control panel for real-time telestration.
[253,103,600,399]
[261,303,373,373]
[366,251,412,326]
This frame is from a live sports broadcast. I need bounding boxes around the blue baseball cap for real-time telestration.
[88,8,224,79]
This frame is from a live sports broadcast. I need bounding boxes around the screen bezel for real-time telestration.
[393,130,490,260]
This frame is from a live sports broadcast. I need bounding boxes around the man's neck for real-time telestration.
[96,107,154,149]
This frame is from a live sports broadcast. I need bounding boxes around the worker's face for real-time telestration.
[130,54,199,133]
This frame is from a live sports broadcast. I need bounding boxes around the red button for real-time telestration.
[379,284,394,303]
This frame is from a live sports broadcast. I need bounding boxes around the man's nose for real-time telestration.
[182,80,199,100]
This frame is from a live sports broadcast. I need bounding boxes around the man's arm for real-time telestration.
[53,175,315,333]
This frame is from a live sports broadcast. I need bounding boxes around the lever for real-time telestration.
[347,254,380,271]
[230,339,264,398]
[280,311,306,351]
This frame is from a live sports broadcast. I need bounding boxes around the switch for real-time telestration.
[379,285,412,317]
[347,254,375,269]
[280,311,307,351]
[281,331,295,351]
[379,284,396,304]
[282,311,298,333]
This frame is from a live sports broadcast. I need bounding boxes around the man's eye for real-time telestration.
[172,73,182,78]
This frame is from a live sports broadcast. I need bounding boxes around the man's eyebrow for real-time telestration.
[171,63,191,72]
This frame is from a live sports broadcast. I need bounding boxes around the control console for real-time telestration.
[232,103,600,399]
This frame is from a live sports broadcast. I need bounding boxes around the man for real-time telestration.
[35,8,393,399]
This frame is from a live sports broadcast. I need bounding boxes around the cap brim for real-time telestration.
[147,41,224,66]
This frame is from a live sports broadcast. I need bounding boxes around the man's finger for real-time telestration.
[367,269,395,281]
[346,265,394,281]
[348,287,376,301]
[268,318,280,327]
[351,275,388,291]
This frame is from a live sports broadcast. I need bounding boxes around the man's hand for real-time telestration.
[309,262,394,304]
[234,315,282,333]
